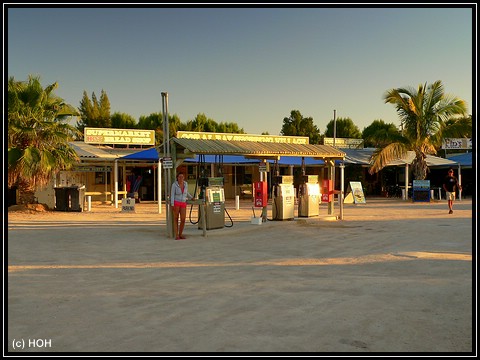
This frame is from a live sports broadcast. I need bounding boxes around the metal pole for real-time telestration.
[333,109,336,147]
[161,92,172,237]
[114,159,118,208]
[332,110,336,207]
[458,164,462,201]
[339,162,344,220]
[158,159,162,214]
[328,160,334,216]
[404,163,409,200]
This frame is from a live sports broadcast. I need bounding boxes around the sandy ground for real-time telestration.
[6,197,474,355]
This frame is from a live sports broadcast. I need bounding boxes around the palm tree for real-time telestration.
[8,75,80,205]
[369,80,467,180]
[441,115,472,139]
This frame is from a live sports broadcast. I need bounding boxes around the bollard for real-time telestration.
[87,195,92,211]
[235,195,240,210]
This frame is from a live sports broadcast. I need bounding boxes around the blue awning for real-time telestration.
[447,152,472,167]
[120,147,160,161]
[118,147,462,169]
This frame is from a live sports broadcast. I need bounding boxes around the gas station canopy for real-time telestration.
[172,137,345,160]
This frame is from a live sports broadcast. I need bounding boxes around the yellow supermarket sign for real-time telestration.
[84,127,155,145]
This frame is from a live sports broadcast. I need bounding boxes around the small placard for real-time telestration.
[122,197,136,212]
[413,180,430,202]
[259,161,269,172]
[162,157,173,169]
[344,181,366,204]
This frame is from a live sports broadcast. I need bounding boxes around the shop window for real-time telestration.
[234,167,246,184]
[95,172,111,185]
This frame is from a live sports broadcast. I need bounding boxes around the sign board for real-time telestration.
[324,137,364,149]
[259,161,269,172]
[121,198,136,212]
[72,166,112,172]
[162,157,173,169]
[412,180,430,202]
[84,127,155,145]
[344,181,366,204]
[442,138,472,150]
[177,131,309,144]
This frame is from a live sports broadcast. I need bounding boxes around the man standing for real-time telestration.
[443,168,461,214]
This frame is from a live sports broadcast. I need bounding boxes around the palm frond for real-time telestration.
[368,142,409,174]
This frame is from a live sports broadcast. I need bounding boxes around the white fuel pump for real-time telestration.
[298,175,320,217]
[198,177,225,230]
[271,175,295,220]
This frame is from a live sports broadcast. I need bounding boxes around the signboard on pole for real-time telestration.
[162,157,173,169]
[442,138,472,150]
[344,181,366,204]
[258,161,269,172]
[121,197,136,212]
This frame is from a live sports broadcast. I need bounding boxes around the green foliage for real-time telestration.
[362,119,401,148]
[441,115,472,139]
[370,80,468,179]
[7,75,80,202]
[183,113,244,134]
[280,110,321,144]
[77,89,112,134]
[324,117,362,139]
[111,112,137,129]
[138,112,163,130]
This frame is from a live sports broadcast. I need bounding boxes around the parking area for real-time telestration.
[7,198,473,354]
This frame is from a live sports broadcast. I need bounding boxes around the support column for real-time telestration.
[114,160,118,208]
[339,161,344,220]
[261,161,267,222]
[158,159,162,214]
[458,164,462,201]
[404,163,409,201]
[328,160,335,215]
[162,91,173,238]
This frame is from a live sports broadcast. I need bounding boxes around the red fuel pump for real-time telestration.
[321,179,333,203]
[254,181,268,207]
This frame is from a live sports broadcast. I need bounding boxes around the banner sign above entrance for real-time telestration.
[84,127,155,145]
[73,166,112,172]
[324,137,364,149]
[177,131,309,144]
[441,138,472,150]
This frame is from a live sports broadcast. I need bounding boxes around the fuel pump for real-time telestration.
[254,181,268,208]
[271,173,295,221]
[298,175,320,217]
[190,155,232,230]
[321,179,333,203]
[198,177,226,230]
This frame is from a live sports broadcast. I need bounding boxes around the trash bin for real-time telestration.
[54,187,68,211]
[69,186,85,212]
[8,186,18,207]
[55,186,85,211]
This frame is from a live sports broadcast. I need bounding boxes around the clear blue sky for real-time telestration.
[7,5,474,136]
